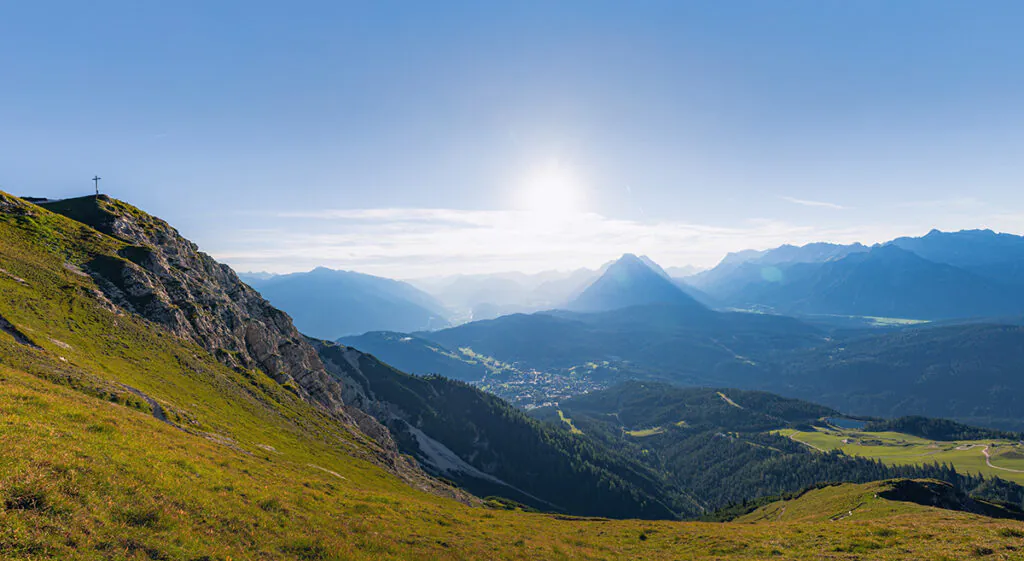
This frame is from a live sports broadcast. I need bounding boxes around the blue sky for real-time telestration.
[2,1,1023,276]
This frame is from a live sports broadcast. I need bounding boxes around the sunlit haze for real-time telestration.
[3,2,1023,277]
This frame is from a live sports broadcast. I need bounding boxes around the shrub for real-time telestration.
[4,483,48,511]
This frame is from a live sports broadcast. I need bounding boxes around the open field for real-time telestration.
[624,427,666,437]
[778,427,1024,484]
[556,409,584,434]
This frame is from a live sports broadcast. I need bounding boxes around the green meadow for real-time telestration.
[778,427,1024,484]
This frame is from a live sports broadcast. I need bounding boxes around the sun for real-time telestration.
[514,162,583,215]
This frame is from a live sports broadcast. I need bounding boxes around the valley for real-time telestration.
[340,331,617,408]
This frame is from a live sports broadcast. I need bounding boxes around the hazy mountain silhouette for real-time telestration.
[686,242,868,298]
[889,229,1024,287]
[568,254,706,312]
[410,269,599,321]
[686,231,1024,320]
[732,245,1024,319]
[241,267,450,339]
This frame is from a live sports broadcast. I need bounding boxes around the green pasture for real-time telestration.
[777,427,1024,484]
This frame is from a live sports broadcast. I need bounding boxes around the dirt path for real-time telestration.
[830,502,865,522]
[121,384,171,425]
[775,505,787,521]
[788,431,826,452]
[982,446,1024,473]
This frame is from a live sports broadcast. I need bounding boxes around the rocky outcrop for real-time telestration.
[2,193,473,504]
[43,196,348,414]
[0,192,35,216]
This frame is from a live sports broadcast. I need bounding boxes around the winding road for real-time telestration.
[982,446,1024,474]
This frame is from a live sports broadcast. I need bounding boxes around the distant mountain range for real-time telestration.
[889,229,1024,287]
[233,230,1024,431]
[239,229,1024,341]
[683,229,1024,320]
[414,255,821,380]
[408,255,703,322]
[345,246,1024,430]
[240,267,450,339]
[729,245,1023,320]
[408,269,597,321]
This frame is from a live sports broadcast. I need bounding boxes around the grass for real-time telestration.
[556,409,583,434]
[717,391,744,409]
[624,427,666,438]
[777,427,1024,484]
[6,364,1024,560]
[4,192,1024,559]
[736,480,927,523]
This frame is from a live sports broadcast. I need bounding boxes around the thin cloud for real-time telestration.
[206,207,912,277]
[780,196,848,210]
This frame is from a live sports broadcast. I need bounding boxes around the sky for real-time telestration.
[2,1,1023,277]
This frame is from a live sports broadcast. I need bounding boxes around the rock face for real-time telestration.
[42,196,348,413]
[5,193,475,503]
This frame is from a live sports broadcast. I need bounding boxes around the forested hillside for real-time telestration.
[422,304,822,377]
[531,382,1024,511]
[768,324,1024,430]
[316,341,692,518]
[339,331,490,382]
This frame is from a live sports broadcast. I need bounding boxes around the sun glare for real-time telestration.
[515,162,583,215]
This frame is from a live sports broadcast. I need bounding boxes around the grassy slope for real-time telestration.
[737,480,939,523]
[3,194,1024,559]
[8,369,1024,561]
[779,427,1024,485]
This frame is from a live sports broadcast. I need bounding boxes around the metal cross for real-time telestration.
[92,175,101,196]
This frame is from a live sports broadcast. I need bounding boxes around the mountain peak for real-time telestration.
[567,253,705,312]
[615,253,644,265]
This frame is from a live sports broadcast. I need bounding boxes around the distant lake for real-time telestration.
[827,417,866,430]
